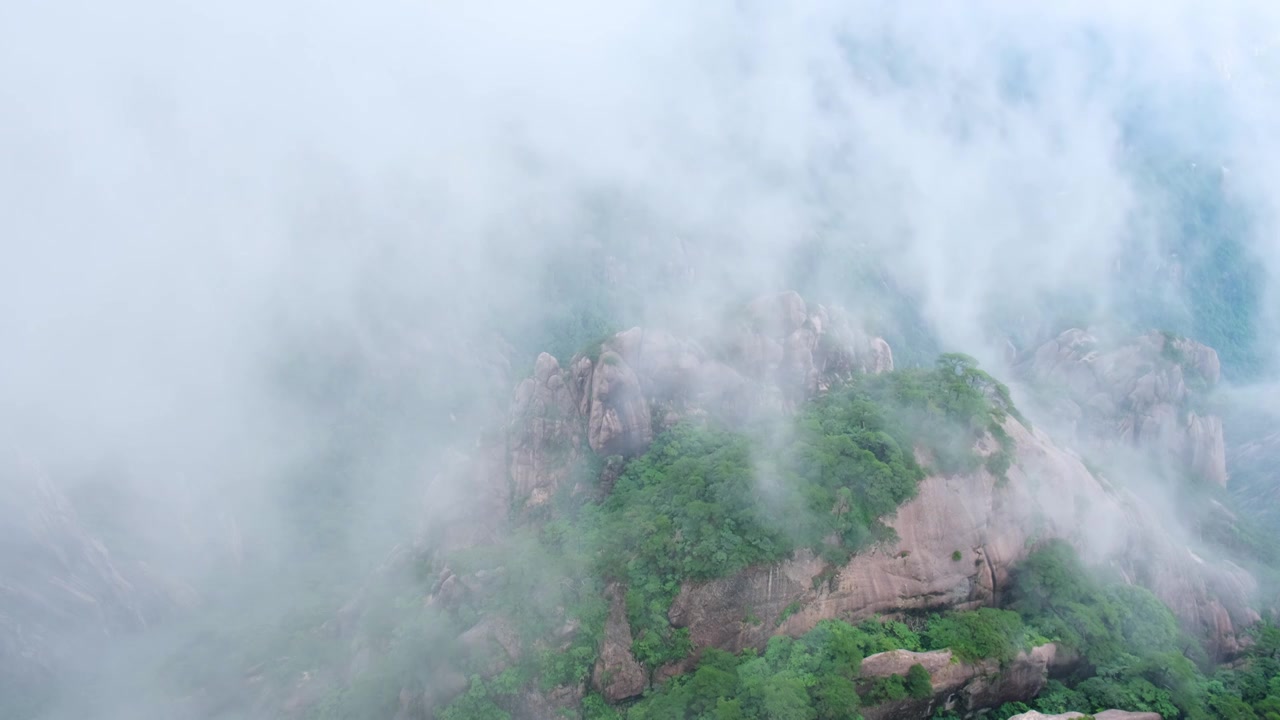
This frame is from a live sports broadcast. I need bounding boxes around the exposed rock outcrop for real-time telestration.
[512,683,585,720]
[1013,707,1167,712]
[592,584,647,702]
[857,644,1062,720]
[624,416,1253,689]
[657,419,1109,674]
[1015,329,1226,486]
[506,291,894,508]
[508,353,587,509]
[586,351,653,456]
[445,312,1255,715]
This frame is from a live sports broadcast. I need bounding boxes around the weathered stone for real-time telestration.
[511,292,894,470]
[508,353,585,509]
[587,351,652,456]
[1016,330,1227,486]
[592,584,647,702]
[858,645,1060,720]
[1009,711,1162,720]
[666,417,1253,664]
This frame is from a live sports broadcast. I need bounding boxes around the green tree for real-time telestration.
[813,674,859,719]
[761,675,816,720]
[922,608,1027,663]
[906,663,933,700]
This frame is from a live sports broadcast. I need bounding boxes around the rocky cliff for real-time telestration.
[589,411,1255,700]
[286,299,1264,719]
[1015,329,1226,486]
[508,291,893,510]
[500,309,1257,714]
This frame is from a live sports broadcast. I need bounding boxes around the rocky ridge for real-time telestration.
[565,308,1255,706]
[508,291,893,510]
[1015,329,1226,486]
[591,411,1256,701]
[294,293,1262,719]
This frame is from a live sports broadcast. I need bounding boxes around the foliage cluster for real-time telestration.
[1002,540,1280,720]
[921,607,1034,664]
[862,663,933,705]
[624,619,923,720]
[583,354,1015,665]
[436,355,1023,714]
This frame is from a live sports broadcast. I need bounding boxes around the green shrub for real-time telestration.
[778,602,803,627]
[864,674,907,704]
[1001,541,1280,720]
[922,608,1028,664]
[906,663,933,699]
[438,676,513,720]
[624,618,916,718]
[582,693,622,720]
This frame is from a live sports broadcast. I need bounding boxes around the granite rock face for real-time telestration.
[508,353,586,509]
[344,312,1259,718]
[1009,711,1163,720]
[857,644,1063,720]
[1015,329,1226,486]
[506,291,894,509]
[591,584,648,703]
[610,417,1254,694]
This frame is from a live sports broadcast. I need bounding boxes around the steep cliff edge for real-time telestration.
[604,414,1254,698]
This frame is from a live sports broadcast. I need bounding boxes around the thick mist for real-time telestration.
[3,0,1280,718]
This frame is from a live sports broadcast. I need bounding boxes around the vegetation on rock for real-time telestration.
[432,353,1025,715]
[623,619,918,719]
[988,540,1280,720]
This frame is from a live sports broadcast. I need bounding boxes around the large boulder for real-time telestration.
[591,584,648,702]
[586,351,653,456]
[857,644,1062,720]
[1013,707,1167,712]
[505,292,894,505]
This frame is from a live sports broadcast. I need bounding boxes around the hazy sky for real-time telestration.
[4,1,1279,466]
